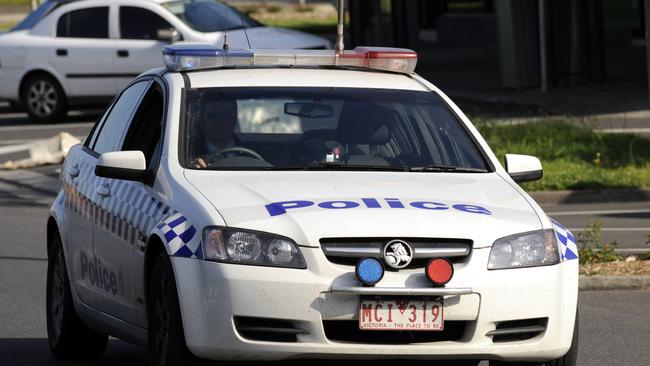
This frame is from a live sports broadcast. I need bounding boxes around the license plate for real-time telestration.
[359,299,444,331]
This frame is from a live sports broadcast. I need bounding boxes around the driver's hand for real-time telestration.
[191,157,207,169]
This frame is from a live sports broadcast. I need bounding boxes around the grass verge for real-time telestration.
[476,119,650,191]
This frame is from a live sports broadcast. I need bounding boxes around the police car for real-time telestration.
[46,45,579,366]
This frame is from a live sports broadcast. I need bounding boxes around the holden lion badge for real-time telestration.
[383,240,413,269]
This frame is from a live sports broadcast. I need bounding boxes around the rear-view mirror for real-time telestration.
[157,28,181,43]
[284,102,333,118]
[505,154,543,183]
[95,151,152,184]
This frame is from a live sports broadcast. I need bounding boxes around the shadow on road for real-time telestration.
[0,338,147,366]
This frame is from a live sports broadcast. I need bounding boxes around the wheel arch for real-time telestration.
[19,68,67,101]
[46,215,60,255]
[143,234,168,303]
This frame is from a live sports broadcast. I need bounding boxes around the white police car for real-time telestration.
[46,45,579,366]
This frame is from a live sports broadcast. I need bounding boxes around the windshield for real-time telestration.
[162,0,261,32]
[182,87,490,172]
[11,1,58,31]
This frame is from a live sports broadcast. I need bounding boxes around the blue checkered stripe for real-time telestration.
[63,156,177,248]
[156,213,201,259]
[551,219,578,261]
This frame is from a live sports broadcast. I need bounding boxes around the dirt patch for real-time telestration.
[580,259,650,276]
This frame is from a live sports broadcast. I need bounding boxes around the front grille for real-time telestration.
[234,316,308,342]
[323,320,466,344]
[487,317,548,343]
[320,237,472,268]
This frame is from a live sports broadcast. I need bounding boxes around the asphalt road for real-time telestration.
[0,102,649,365]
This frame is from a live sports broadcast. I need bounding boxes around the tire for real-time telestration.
[490,310,579,366]
[21,73,67,123]
[46,235,108,360]
[147,252,202,366]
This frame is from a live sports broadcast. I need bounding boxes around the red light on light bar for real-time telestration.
[353,47,418,59]
[426,258,454,286]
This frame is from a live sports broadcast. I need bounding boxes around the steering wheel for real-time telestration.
[206,146,266,164]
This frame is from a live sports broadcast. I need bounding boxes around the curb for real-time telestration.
[529,188,650,205]
[579,275,650,291]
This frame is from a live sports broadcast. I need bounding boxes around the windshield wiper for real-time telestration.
[409,164,488,173]
[259,162,408,172]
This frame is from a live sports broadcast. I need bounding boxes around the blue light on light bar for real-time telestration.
[162,45,253,71]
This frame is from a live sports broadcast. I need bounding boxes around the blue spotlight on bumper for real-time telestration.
[355,257,385,287]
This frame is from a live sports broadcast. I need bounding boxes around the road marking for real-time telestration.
[568,227,650,232]
[0,169,60,205]
[0,143,31,155]
[0,122,93,132]
[549,208,650,216]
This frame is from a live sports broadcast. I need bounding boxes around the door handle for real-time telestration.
[67,166,79,178]
[96,184,110,197]
[56,49,68,56]
[117,49,129,58]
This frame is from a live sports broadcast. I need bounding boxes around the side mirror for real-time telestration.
[157,28,181,43]
[95,151,152,184]
[505,154,543,183]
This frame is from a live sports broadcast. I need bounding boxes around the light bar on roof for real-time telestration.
[162,45,418,74]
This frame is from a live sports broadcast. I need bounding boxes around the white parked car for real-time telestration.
[47,45,579,366]
[0,0,330,122]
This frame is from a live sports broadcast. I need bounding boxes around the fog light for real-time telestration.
[426,257,454,286]
[355,257,384,287]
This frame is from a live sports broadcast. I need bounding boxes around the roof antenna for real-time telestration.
[222,3,229,50]
[239,9,252,49]
[335,0,345,53]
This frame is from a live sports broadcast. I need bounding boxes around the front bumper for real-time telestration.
[171,247,578,362]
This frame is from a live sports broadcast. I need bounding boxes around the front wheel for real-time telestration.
[147,252,203,366]
[21,74,67,123]
[46,235,108,360]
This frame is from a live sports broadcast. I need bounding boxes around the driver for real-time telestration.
[191,99,239,168]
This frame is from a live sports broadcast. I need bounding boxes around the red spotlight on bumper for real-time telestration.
[426,258,454,286]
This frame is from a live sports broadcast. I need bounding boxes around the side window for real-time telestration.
[57,7,109,39]
[122,85,165,169]
[93,81,150,155]
[119,6,174,40]
[84,100,115,148]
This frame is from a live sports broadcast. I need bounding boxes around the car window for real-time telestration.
[85,99,117,149]
[93,81,150,155]
[121,85,165,169]
[162,0,260,33]
[120,6,174,40]
[57,7,109,38]
[11,1,58,31]
[182,87,490,171]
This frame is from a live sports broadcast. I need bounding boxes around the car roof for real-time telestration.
[181,68,429,92]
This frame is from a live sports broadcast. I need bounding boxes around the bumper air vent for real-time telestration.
[234,316,308,342]
[487,318,548,343]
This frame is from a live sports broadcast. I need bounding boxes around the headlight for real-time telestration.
[202,227,307,269]
[488,229,559,270]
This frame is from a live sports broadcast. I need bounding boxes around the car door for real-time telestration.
[48,5,117,98]
[101,81,168,327]
[113,5,181,92]
[92,80,169,327]
[85,79,150,323]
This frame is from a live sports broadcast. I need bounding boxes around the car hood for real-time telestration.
[183,171,542,248]
[201,26,331,49]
